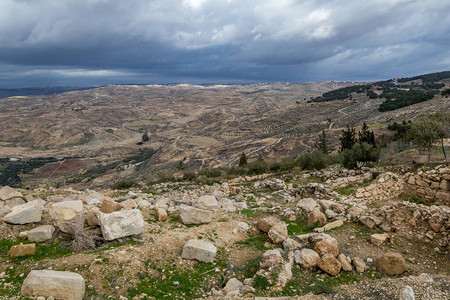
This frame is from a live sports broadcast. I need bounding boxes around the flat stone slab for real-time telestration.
[21,270,85,300]
[98,209,145,241]
[3,200,42,224]
[182,239,217,263]
[9,243,35,258]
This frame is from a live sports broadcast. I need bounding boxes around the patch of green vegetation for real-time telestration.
[128,253,228,299]
[0,266,25,297]
[218,218,228,222]
[0,239,72,262]
[242,255,262,278]
[0,157,59,187]
[254,274,272,290]
[282,215,314,235]
[335,179,374,196]
[111,179,140,190]
[104,128,115,134]
[235,231,268,251]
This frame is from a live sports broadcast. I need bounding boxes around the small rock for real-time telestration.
[371,233,389,246]
[268,222,288,244]
[9,243,36,258]
[260,249,283,268]
[27,225,55,242]
[338,254,352,271]
[323,220,344,231]
[313,239,339,257]
[352,257,367,272]
[257,216,280,233]
[194,195,219,210]
[182,239,217,263]
[155,208,168,222]
[307,209,326,227]
[317,254,341,276]
[100,199,123,214]
[375,252,407,275]
[294,248,320,269]
[402,285,415,300]
[297,198,318,213]
[98,209,145,241]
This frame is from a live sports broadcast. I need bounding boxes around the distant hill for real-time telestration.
[0,86,98,99]
[311,71,450,112]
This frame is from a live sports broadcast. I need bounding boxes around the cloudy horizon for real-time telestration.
[0,0,449,88]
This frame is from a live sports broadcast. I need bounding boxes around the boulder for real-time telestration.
[98,209,145,241]
[257,216,280,232]
[352,257,367,272]
[294,248,320,269]
[282,238,303,251]
[0,186,22,200]
[194,195,219,210]
[100,199,123,213]
[3,200,42,224]
[308,209,326,226]
[297,198,318,213]
[51,200,84,234]
[313,239,339,257]
[156,207,168,222]
[181,239,217,263]
[375,252,407,275]
[268,222,288,244]
[179,205,211,225]
[27,225,55,242]
[371,233,389,246]
[9,243,36,258]
[121,199,138,209]
[317,254,341,276]
[21,270,85,300]
[223,278,243,295]
[338,254,352,271]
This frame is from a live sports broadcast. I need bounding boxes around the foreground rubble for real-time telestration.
[0,165,448,299]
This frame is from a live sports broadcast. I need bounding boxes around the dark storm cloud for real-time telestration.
[0,0,449,87]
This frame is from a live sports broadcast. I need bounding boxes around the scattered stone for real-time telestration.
[352,257,367,272]
[297,198,318,213]
[294,249,320,269]
[156,207,168,222]
[317,254,341,276]
[277,261,292,288]
[121,199,138,209]
[27,225,55,242]
[9,243,36,258]
[223,277,243,295]
[338,254,352,271]
[21,270,85,300]
[19,231,28,240]
[347,207,364,220]
[375,252,407,275]
[3,200,42,225]
[51,200,85,234]
[371,233,389,246]
[0,186,22,200]
[359,216,380,229]
[402,285,415,300]
[323,220,344,231]
[268,222,288,244]
[98,209,145,241]
[100,199,123,214]
[308,209,326,227]
[257,216,280,232]
[181,239,217,263]
[179,205,211,225]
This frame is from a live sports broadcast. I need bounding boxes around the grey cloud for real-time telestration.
[0,0,449,87]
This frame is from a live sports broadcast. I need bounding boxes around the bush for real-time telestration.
[198,168,222,178]
[296,151,333,170]
[343,143,379,169]
[111,180,140,190]
[246,160,269,175]
[182,172,197,181]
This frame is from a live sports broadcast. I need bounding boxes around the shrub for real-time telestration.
[198,168,222,178]
[111,180,140,190]
[296,151,331,170]
[182,172,197,181]
[343,142,379,169]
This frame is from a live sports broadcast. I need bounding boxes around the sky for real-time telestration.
[0,0,449,87]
